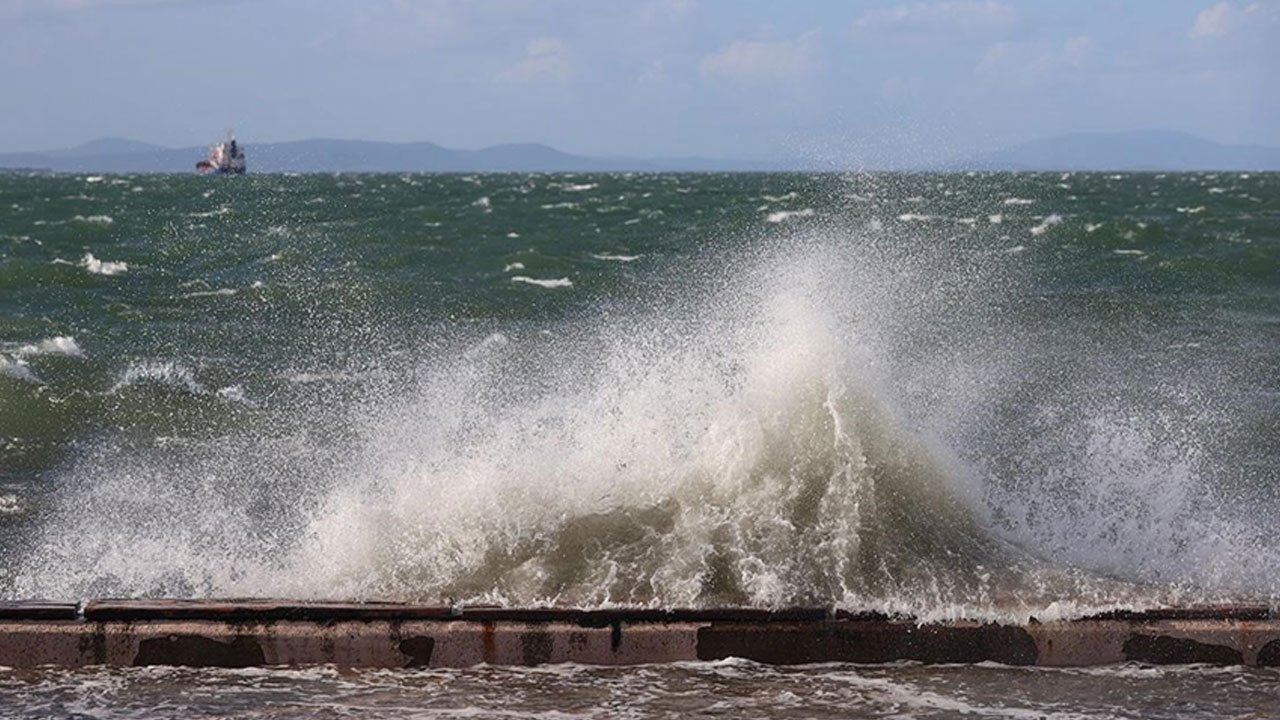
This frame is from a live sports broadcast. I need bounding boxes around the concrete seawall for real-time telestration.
[1,601,1277,669]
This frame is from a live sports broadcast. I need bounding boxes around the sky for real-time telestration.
[0,0,1276,165]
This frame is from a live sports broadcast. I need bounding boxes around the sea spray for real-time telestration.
[3,172,1275,621]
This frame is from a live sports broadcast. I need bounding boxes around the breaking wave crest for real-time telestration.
[8,215,1275,621]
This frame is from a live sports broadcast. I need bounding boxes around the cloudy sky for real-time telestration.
[1,0,1275,164]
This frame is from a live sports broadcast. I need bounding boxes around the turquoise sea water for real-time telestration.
[0,171,1277,716]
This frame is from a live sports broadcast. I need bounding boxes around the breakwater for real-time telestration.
[1,601,1277,668]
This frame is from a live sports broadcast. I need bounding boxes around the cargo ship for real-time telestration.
[195,130,246,174]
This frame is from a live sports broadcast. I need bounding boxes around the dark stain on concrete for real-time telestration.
[398,636,436,667]
[696,621,1039,665]
[1252,639,1280,666]
[610,620,622,652]
[76,623,108,665]
[1123,634,1242,665]
[134,634,266,667]
[520,631,554,665]
[482,622,496,664]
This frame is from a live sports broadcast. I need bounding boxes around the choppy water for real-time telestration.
[1,660,1278,719]
[0,171,1277,712]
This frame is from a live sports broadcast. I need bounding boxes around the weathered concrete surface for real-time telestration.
[0,602,1276,669]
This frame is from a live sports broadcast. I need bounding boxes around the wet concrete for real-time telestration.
[0,601,1275,669]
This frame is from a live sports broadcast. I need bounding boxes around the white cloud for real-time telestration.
[976,35,1095,87]
[497,36,572,83]
[699,32,818,82]
[1190,2,1278,37]
[853,1,1015,34]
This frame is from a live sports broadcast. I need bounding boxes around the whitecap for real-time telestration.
[16,336,83,358]
[472,196,491,209]
[765,208,815,223]
[761,192,798,202]
[988,214,1004,224]
[1029,214,1063,236]
[541,202,578,210]
[111,361,204,395]
[503,262,526,272]
[511,276,573,289]
[1085,223,1104,233]
[1113,249,1146,256]
[1176,206,1206,214]
[0,494,24,516]
[216,385,251,405]
[506,232,520,238]
[0,356,39,383]
[563,183,597,192]
[80,253,128,276]
[1003,198,1034,205]
[73,214,114,225]
[590,253,642,262]
[895,213,931,222]
[182,288,238,299]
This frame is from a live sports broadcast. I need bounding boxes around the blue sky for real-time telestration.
[1,0,1275,164]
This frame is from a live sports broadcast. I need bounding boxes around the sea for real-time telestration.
[0,170,1276,717]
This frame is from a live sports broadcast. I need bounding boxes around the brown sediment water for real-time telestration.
[0,600,1277,669]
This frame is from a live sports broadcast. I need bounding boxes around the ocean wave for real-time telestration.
[590,253,642,262]
[1029,214,1063,236]
[80,253,128,276]
[511,276,573,288]
[765,209,815,223]
[15,336,83,358]
[110,361,205,395]
[182,288,238,299]
[0,494,25,516]
[73,214,115,225]
[0,356,39,383]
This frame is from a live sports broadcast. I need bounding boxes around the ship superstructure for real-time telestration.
[196,130,246,174]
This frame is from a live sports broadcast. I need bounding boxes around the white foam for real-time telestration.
[16,336,83,358]
[590,253,642,262]
[0,356,38,383]
[1029,214,1063,236]
[0,494,23,516]
[1113,249,1146,256]
[73,214,114,225]
[506,232,520,238]
[896,213,931,222]
[473,196,491,209]
[563,183,598,192]
[503,262,526,272]
[216,385,251,405]
[988,214,1004,224]
[765,208,815,223]
[80,253,128,276]
[111,361,205,395]
[1003,198,1034,205]
[182,288,238,299]
[1085,222,1103,233]
[1176,206,1206,214]
[541,202,578,210]
[511,276,573,288]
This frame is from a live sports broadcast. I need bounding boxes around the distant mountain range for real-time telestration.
[959,130,1280,171]
[0,137,792,173]
[2,131,1278,172]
